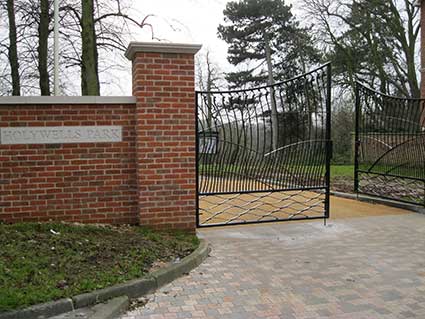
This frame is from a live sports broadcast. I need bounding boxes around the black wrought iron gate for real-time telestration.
[196,64,332,227]
[354,83,425,206]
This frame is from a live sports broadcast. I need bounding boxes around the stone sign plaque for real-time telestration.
[0,126,122,145]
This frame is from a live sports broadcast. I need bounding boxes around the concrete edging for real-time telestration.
[331,191,425,214]
[89,296,129,319]
[0,298,74,319]
[0,240,210,319]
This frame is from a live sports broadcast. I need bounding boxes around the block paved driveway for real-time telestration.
[121,212,425,319]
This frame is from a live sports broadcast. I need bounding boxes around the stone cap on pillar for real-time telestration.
[125,42,202,60]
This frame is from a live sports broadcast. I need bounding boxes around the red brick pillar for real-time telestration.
[126,42,201,231]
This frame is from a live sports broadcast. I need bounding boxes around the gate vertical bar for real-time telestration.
[354,82,360,193]
[195,92,200,228]
[196,64,332,227]
[324,63,332,219]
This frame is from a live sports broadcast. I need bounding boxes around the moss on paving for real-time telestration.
[0,223,199,312]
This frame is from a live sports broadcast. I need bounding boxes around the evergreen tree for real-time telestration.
[218,0,320,89]
[218,0,321,151]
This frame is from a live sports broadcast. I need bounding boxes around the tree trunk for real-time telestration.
[38,0,50,96]
[81,0,100,95]
[264,34,278,152]
[6,0,20,96]
[206,54,213,130]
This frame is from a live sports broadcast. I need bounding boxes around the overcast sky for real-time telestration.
[111,0,297,95]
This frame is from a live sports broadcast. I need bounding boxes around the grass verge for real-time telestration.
[330,165,355,193]
[330,165,354,179]
[0,223,199,313]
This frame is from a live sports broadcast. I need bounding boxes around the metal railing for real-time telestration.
[355,83,425,206]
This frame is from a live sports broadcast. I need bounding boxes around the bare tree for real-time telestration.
[60,0,156,95]
[5,0,20,95]
[302,0,420,97]
[0,0,158,96]
[81,0,99,95]
[196,50,224,129]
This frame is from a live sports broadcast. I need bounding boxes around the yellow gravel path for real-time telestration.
[199,192,409,226]
[329,195,408,219]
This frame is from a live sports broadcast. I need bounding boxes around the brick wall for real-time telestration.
[0,103,138,224]
[0,42,201,231]
[128,43,201,231]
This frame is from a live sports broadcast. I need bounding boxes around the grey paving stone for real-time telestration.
[120,214,425,319]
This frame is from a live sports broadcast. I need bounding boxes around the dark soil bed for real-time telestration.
[0,223,199,312]
[331,176,355,194]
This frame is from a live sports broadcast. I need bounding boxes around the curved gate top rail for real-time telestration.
[355,82,425,206]
[196,63,332,227]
